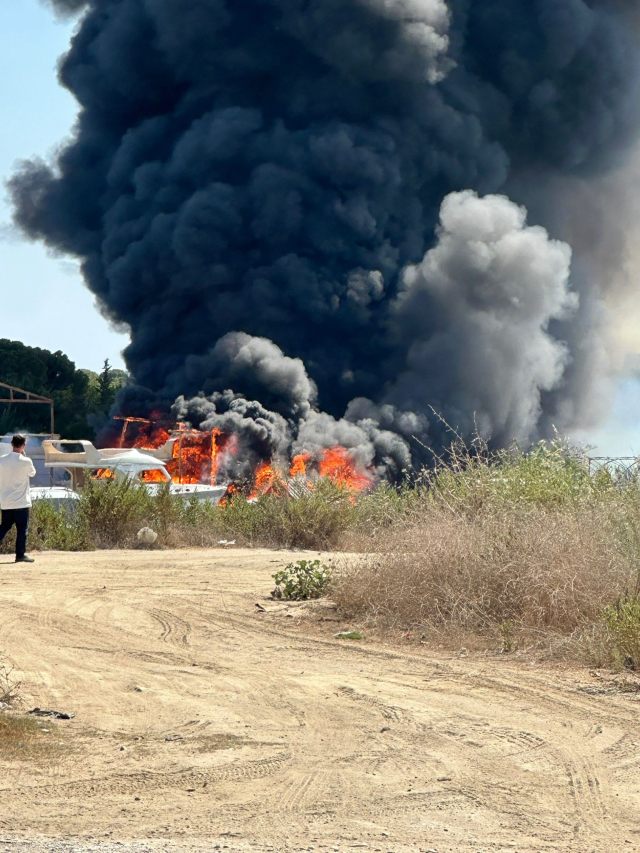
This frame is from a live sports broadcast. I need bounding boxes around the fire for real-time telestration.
[290,453,310,477]
[219,483,239,507]
[94,468,115,480]
[166,428,223,485]
[246,447,372,500]
[115,416,229,486]
[140,470,168,483]
[319,446,372,492]
[253,462,274,494]
[248,463,290,500]
[109,412,374,499]
[134,427,171,450]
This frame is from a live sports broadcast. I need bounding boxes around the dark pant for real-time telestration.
[0,508,30,559]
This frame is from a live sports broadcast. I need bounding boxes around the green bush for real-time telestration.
[29,500,91,551]
[272,559,332,600]
[190,479,359,549]
[599,597,640,671]
[76,477,157,548]
[421,436,609,517]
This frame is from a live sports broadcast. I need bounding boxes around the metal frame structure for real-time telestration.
[0,382,55,434]
[588,457,640,479]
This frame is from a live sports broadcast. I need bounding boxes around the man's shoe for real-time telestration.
[15,555,35,563]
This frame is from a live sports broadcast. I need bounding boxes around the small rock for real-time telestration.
[380,727,391,733]
[137,527,158,545]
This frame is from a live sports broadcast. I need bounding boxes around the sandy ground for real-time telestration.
[0,549,640,853]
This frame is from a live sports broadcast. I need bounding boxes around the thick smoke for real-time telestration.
[172,391,293,483]
[10,0,640,473]
[386,191,576,444]
[166,331,317,419]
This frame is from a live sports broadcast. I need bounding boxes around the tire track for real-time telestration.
[337,685,404,723]
[0,752,291,800]
[149,609,191,647]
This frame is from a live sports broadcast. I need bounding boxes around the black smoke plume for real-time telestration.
[11,0,640,475]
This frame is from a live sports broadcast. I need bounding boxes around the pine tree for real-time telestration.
[97,359,114,409]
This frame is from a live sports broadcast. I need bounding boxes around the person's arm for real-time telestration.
[21,451,36,478]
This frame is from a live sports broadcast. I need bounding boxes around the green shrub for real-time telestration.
[499,620,516,653]
[29,500,91,551]
[272,559,332,600]
[421,436,609,517]
[599,597,640,671]
[196,479,359,549]
[76,477,156,548]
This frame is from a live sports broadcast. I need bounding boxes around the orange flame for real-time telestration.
[248,462,274,500]
[94,468,115,480]
[248,463,290,500]
[121,416,228,486]
[140,470,168,484]
[290,453,310,477]
[318,446,372,492]
[166,428,223,485]
[219,483,239,507]
[109,412,374,499]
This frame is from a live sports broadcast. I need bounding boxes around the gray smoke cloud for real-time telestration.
[166,331,318,419]
[9,0,640,475]
[386,191,577,443]
[171,390,293,482]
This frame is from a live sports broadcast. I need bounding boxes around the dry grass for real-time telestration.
[332,434,640,660]
[333,507,632,645]
[0,714,72,762]
[0,658,21,706]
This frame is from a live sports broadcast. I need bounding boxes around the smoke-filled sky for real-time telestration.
[8,0,640,470]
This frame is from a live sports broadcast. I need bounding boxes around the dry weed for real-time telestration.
[333,506,633,647]
[0,715,73,763]
[0,658,21,706]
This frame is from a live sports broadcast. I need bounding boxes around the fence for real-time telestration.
[587,457,640,480]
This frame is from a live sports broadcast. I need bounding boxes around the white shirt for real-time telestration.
[0,452,37,510]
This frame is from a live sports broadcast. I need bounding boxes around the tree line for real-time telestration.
[0,339,128,439]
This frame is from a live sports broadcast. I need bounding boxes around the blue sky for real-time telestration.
[573,377,640,458]
[0,0,128,371]
[1,1,637,453]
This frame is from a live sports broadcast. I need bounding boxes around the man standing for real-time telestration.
[0,434,36,563]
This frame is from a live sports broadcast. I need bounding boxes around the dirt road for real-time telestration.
[0,549,639,853]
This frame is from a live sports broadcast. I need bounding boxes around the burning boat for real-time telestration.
[19,405,376,510]
[40,438,228,505]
